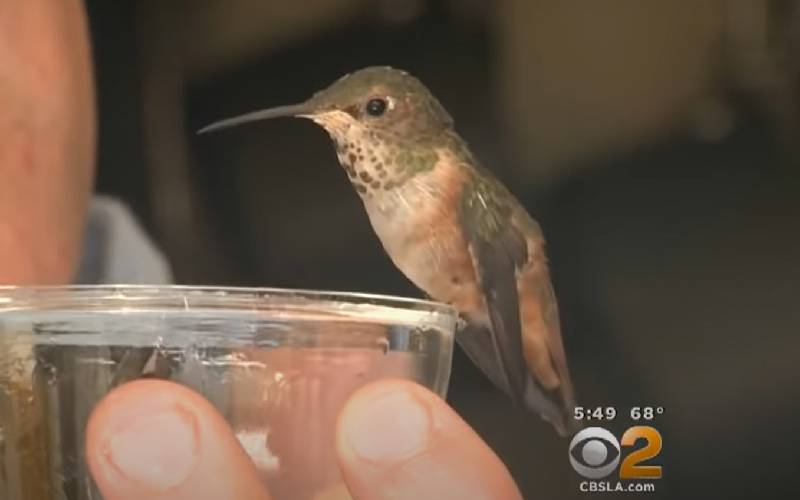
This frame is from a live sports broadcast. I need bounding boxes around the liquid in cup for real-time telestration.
[0,286,456,500]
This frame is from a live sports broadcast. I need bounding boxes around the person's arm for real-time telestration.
[0,0,96,284]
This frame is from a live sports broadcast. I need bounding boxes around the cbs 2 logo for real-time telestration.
[568,426,662,480]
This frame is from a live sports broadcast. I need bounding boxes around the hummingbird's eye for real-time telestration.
[365,98,388,117]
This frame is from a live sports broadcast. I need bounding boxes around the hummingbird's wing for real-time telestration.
[457,323,518,395]
[459,172,577,436]
[458,178,530,404]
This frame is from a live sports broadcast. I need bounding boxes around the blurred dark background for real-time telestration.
[84,0,799,498]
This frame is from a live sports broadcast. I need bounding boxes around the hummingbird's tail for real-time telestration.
[523,376,582,437]
[457,321,581,436]
[516,265,582,436]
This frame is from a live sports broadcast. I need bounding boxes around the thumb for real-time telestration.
[335,380,522,500]
[85,380,272,500]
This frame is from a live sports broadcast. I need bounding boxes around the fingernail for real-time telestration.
[344,385,431,462]
[102,406,199,491]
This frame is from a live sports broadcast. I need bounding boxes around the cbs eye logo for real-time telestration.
[569,426,662,480]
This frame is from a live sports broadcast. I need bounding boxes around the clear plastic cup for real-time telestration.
[0,285,456,500]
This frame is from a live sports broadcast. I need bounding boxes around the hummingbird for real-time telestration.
[199,66,580,436]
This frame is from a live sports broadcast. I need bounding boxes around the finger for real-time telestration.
[85,379,272,500]
[336,379,523,500]
[239,345,416,500]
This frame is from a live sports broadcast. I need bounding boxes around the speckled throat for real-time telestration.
[313,111,439,197]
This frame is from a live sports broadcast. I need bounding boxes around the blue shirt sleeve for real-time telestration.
[74,196,173,284]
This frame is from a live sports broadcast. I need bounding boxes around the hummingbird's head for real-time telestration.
[198,66,453,141]
[302,66,454,140]
[199,67,456,196]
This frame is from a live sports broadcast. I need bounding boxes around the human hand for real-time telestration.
[86,379,522,500]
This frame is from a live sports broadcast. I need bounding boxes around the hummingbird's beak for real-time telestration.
[197,102,314,134]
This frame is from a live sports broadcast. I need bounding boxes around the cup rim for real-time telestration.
[0,284,458,329]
